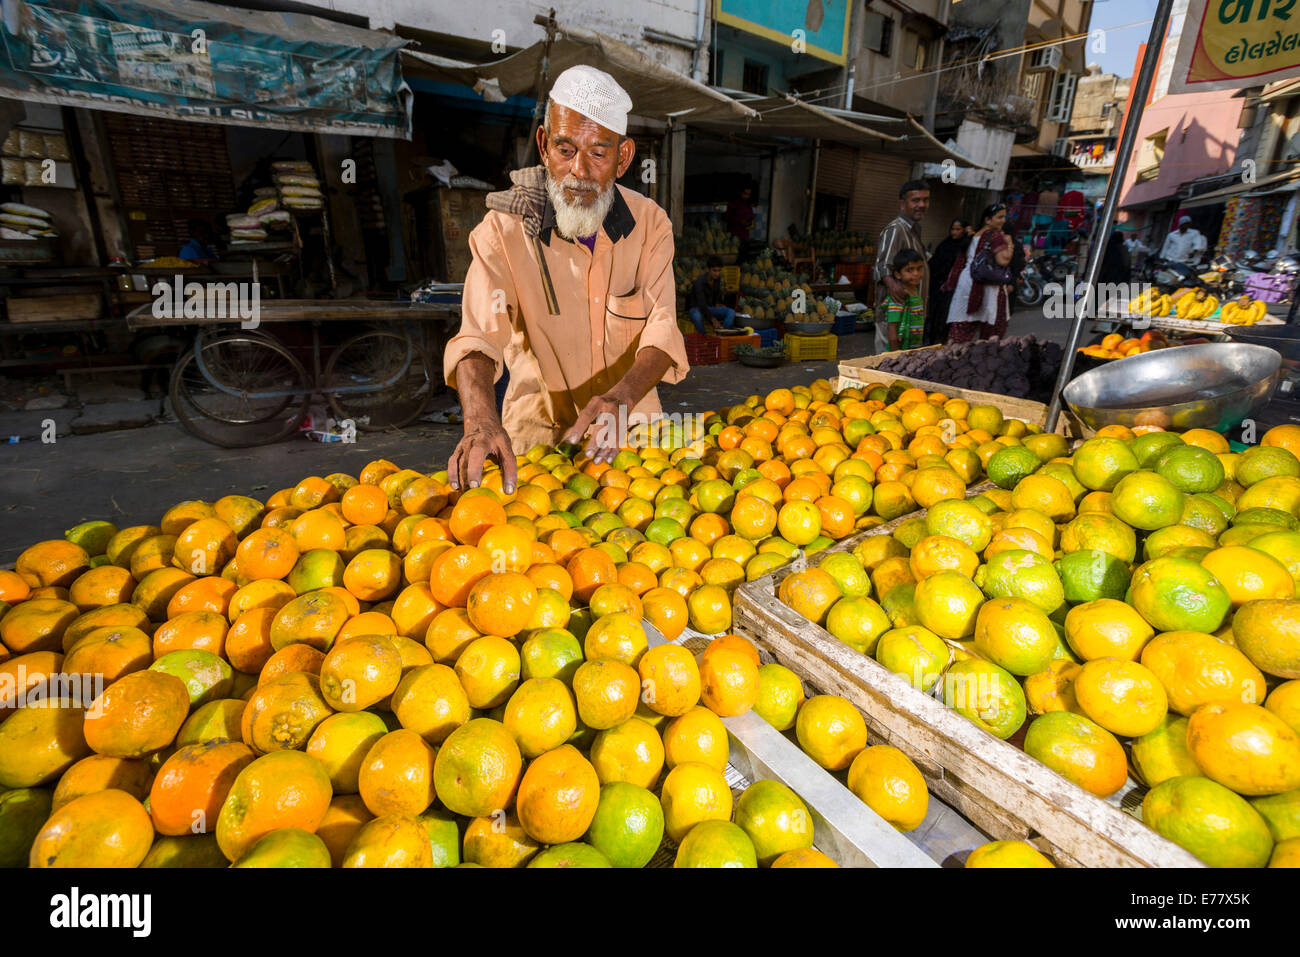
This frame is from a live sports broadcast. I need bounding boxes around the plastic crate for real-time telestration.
[756,328,779,348]
[784,333,838,362]
[831,314,857,336]
[685,333,721,366]
[718,333,761,361]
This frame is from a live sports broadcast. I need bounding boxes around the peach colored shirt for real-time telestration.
[443,184,690,453]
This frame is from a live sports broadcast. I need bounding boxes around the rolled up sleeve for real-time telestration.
[636,207,690,385]
[443,217,516,389]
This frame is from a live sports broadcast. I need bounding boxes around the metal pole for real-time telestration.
[525,10,558,165]
[1044,0,1176,430]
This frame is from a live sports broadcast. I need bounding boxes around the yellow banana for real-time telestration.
[1176,292,1197,316]
[1157,294,1173,317]
[1250,300,1266,323]
[1221,301,1238,323]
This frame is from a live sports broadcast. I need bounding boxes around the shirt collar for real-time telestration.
[541,185,636,247]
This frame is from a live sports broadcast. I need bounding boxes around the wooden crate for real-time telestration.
[6,293,103,324]
[731,510,1204,869]
[837,349,1088,437]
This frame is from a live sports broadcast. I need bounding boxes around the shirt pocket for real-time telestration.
[605,289,647,354]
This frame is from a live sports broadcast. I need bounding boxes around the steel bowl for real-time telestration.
[1062,342,1281,433]
[786,320,834,335]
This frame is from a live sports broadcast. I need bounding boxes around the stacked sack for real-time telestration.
[273,160,323,213]
[225,188,295,247]
[0,202,56,240]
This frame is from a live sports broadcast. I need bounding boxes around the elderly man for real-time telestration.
[872,179,930,350]
[443,66,689,492]
[1160,215,1208,266]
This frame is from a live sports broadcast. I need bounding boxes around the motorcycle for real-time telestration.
[1139,255,1208,296]
[1199,253,1249,299]
[1016,258,1046,307]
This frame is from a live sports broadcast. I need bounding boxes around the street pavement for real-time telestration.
[0,305,1069,564]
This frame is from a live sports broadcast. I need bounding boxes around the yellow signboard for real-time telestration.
[1169,0,1300,92]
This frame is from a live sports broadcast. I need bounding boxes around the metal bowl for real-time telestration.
[787,320,833,335]
[1062,342,1281,433]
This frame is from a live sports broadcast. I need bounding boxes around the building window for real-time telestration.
[864,9,892,56]
[1045,71,1078,123]
[902,28,928,70]
[1136,128,1167,182]
[741,59,768,95]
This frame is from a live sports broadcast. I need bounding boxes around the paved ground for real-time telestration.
[0,306,1069,565]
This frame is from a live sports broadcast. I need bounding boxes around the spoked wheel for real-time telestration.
[323,329,436,431]
[168,332,310,447]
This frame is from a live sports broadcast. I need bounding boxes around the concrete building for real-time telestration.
[1064,65,1129,204]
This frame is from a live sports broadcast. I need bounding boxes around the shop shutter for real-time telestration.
[848,151,911,236]
[816,143,856,197]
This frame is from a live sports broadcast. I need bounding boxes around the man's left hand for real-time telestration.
[562,390,626,465]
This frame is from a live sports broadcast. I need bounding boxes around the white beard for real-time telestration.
[546,172,615,241]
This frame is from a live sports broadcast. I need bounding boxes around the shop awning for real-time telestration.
[0,0,412,138]
[695,95,989,168]
[1180,166,1300,208]
[404,25,758,123]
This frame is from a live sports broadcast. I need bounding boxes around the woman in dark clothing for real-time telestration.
[926,218,969,346]
[1097,229,1131,284]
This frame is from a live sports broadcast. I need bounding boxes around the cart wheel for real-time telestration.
[323,329,436,431]
[168,333,310,447]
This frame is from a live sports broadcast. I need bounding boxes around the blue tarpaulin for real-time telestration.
[0,0,412,137]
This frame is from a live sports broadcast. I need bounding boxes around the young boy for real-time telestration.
[876,248,926,353]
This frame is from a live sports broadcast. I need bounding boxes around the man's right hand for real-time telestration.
[447,422,517,493]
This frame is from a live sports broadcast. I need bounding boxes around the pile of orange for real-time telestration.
[0,422,941,869]
[778,413,1300,869]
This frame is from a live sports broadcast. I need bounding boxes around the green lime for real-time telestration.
[875,625,950,692]
[1236,445,1300,487]
[925,499,994,551]
[528,842,613,867]
[987,446,1042,490]
[419,809,461,867]
[892,516,928,550]
[64,520,119,557]
[1130,431,1185,469]
[0,788,53,867]
[1180,494,1232,536]
[1127,556,1231,632]
[976,549,1065,616]
[732,779,813,866]
[753,663,805,730]
[818,552,871,598]
[943,658,1027,739]
[1232,507,1298,530]
[1072,437,1139,491]
[1054,549,1131,603]
[673,820,757,868]
[1156,446,1226,494]
[585,782,664,868]
[879,582,917,627]
[1111,471,1186,531]
[644,517,686,545]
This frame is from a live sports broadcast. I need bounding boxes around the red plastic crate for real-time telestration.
[684,333,721,365]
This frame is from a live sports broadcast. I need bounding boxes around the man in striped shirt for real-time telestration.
[872,179,930,353]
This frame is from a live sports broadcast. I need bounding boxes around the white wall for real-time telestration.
[310,0,702,73]
[769,148,811,241]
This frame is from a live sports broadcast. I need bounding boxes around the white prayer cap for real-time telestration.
[548,65,632,135]
[1178,215,1193,226]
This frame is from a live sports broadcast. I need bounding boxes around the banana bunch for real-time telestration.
[1175,291,1219,320]
[1128,287,1174,317]
[1219,296,1267,325]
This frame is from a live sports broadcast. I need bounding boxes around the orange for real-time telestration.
[965,840,1055,868]
[909,535,978,580]
[1141,630,1267,715]
[130,534,178,579]
[305,712,389,793]
[432,718,523,818]
[223,608,275,675]
[1200,546,1295,606]
[162,576,235,621]
[0,599,79,655]
[584,612,649,666]
[388,583,442,639]
[358,729,438,817]
[50,753,153,811]
[526,562,574,601]
[730,496,778,541]
[448,495,507,547]
[315,795,375,867]
[771,848,838,868]
[503,676,577,758]
[616,561,658,596]
[846,745,928,832]
[567,548,618,604]
[424,608,482,664]
[66,565,134,611]
[400,477,450,517]
[462,810,539,867]
[340,484,389,526]
[637,644,701,717]
[661,705,729,772]
[1072,658,1168,737]
[339,814,433,868]
[1024,711,1128,798]
[658,566,703,600]
[466,572,538,638]
[1064,599,1155,661]
[62,604,149,652]
[289,510,347,553]
[319,634,403,712]
[215,750,332,862]
[795,695,867,770]
[590,716,665,789]
[259,644,326,685]
[454,635,521,708]
[572,658,640,730]
[337,610,399,642]
[660,761,733,843]
[1186,702,1300,796]
[15,540,90,589]
[815,495,855,540]
[172,518,238,577]
[29,789,154,868]
[428,545,493,608]
[0,569,31,604]
[685,582,732,635]
[241,672,332,752]
[478,524,534,574]
[341,548,403,602]
[149,740,256,835]
[778,569,841,626]
[698,639,760,717]
[642,587,689,641]
[62,626,152,683]
[268,590,351,653]
[910,467,966,509]
[515,744,601,844]
[0,698,90,788]
[290,476,342,510]
[83,669,189,758]
[234,527,299,581]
